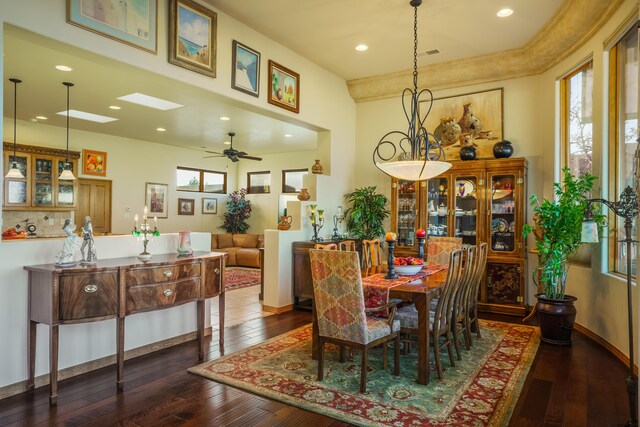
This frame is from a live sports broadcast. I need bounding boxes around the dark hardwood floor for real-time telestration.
[0,311,632,426]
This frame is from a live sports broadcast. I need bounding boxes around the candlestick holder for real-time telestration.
[309,205,324,243]
[132,207,160,261]
[417,236,426,260]
[385,238,398,280]
[331,206,345,241]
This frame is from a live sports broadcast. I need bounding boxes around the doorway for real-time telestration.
[77,178,112,235]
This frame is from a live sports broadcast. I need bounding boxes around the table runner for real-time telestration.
[363,265,447,316]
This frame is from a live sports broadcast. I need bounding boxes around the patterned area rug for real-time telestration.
[224,267,261,291]
[189,320,539,426]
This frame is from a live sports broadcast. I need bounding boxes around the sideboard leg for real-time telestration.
[197,300,204,360]
[49,324,58,405]
[27,320,36,392]
[219,293,225,351]
[116,317,124,390]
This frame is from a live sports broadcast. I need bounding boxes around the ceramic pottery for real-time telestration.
[493,140,514,158]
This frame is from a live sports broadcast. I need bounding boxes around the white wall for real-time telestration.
[0,0,356,389]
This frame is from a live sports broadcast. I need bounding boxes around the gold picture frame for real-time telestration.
[268,60,299,113]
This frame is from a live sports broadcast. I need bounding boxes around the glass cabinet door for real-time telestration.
[489,173,517,254]
[4,153,30,206]
[427,177,449,237]
[454,175,479,245]
[33,156,54,206]
[396,180,418,248]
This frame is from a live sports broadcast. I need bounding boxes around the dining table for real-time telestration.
[311,265,449,386]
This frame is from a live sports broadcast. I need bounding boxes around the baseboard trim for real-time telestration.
[0,328,210,400]
[262,304,293,314]
[574,322,638,376]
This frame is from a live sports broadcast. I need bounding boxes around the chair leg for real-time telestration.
[433,333,443,379]
[446,332,456,367]
[393,335,400,376]
[382,342,388,370]
[452,323,462,361]
[462,317,472,350]
[317,338,325,381]
[339,345,346,363]
[360,347,368,393]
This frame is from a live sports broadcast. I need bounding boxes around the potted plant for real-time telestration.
[344,186,390,240]
[523,168,605,345]
[220,188,252,234]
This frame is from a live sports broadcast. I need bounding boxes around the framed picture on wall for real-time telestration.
[145,182,168,218]
[66,0,158,54]
[82,149,107,176]
[178,198,195,215]
[168,0,217,78]
[202,197,217,214]
[268,60,299,113]
[232,40,260,97]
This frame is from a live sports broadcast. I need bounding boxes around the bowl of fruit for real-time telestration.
[393,257,424,275]
[2,227,27,240]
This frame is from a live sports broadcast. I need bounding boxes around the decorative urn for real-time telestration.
[311,159,324,174]
[297,188,311,201]
[460,145,477,161]
[493,140,514,158]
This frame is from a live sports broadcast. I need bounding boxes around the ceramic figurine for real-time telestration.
[54,219,82,267]
[80,216,97,264]
[458,103,483,136]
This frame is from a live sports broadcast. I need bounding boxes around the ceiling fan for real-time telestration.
[204,132,262,162]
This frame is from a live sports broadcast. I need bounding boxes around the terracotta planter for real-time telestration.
[535,294,577,346]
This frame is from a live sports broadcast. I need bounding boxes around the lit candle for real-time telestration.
[385,232,397,241]
[337,206,343,216]
[154,216,158,227]
[134,214,139,228]
[143,205,148,221]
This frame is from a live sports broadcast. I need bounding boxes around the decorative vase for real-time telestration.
[277,215,293,230]
[177,231,193,255]
[297,188,311,201]
[459,145,477,161]
[311,159,324,174]
[535,293,577,345]
[493,140,514,158]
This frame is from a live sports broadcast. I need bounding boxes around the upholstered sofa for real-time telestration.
[211,233,263,268]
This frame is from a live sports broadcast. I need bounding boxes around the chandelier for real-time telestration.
[372,0,451,181]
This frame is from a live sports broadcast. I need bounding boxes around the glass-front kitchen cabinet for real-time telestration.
[3,142,79,210]
[390,157,528,315]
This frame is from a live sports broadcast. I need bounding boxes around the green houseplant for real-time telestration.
[220,188,252,234]
[344,186,390,240]
[523,167,605,344]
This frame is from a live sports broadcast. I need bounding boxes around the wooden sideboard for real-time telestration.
[24,251,225,405]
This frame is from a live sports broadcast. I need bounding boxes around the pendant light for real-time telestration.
[372,0,451,181]
[59,82,76,180]
[5,78,24,179]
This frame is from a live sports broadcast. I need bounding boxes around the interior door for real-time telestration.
[77,178,112,235]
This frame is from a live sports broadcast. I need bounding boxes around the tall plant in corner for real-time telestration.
[220,188,252,234]
[344,186,390,240]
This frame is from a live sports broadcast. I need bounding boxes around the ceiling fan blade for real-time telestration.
[236,151,248,156]
[240,155,262,161]
[203,154,225,158]
[204,150,223,154]
[230,156,240,162]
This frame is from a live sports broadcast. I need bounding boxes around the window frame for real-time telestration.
[281,168,308,194]
[176,166,227,194]
[247,171,271,194]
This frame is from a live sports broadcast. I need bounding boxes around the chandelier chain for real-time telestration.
[413,5,418,90]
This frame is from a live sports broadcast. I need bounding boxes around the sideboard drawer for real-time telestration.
[59,271,118,321]
[125,263,200,286]
[126,278,200,314]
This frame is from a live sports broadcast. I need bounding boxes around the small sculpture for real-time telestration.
[54,219,82,267]
[80,216,97,264]
[458,103,483,136]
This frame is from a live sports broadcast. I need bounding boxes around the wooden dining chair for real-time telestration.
[395,249,464,379]
[465,242,488,345]
[309,249,400,393]
[314,242,338,250]
[338,240,356,251]
[426,236,462,266]
[361,238,382,268]
[451,245,478,359]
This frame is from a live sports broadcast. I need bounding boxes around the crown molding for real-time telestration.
[347,0,626,103]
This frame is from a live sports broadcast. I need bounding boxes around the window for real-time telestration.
[176,167,226,193]
[247,171,271,194]
[609,25,638,276]
[561,61,594,176]
[282,169,308,193]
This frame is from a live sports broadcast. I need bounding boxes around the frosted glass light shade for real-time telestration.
[581,220,598,243]
[375,160,452,181]
[59,168,76,180]
[5,163,24,179]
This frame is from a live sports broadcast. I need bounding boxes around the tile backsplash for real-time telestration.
[2,211,75,238]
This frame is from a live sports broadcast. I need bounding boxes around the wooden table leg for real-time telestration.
[49,324,58,405]
[117,317,124,389]
[219,293,225,351]
[415,295,430,385]
[311,299,319,360]
[27,320,36,392]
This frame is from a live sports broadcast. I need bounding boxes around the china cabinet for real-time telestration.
[390,157,528,315]
[3,142,79,210]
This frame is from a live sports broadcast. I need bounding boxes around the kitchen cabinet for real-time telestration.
[390,157,528,315]
[3,142,79,210]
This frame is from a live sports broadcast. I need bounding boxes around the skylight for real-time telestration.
[56,110,118,123]
[117,93,184,110]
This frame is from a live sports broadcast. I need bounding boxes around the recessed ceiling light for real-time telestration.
[109,105,121,110]
[156,127,166,132]
[117,93,184,110]
[55,65,73,72]
[497,8,513,17]
[35,116,48,120]
[284,134,293,138]
[219,116,230,121]
[56,109,118,123]
[355,44,368,52]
